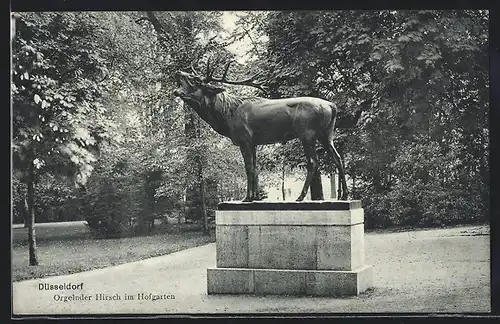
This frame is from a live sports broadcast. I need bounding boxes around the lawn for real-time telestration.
[12,221,215,282]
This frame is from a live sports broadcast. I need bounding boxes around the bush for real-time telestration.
[362,181,488,229]
[83,181,133,239]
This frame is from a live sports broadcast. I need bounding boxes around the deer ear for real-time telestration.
[203,84,225,95]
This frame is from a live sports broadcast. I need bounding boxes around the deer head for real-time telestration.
[172,64,223,106]
[173,58,267,103]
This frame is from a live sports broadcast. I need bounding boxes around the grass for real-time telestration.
[12,221,215,282]
[12,221,91,244]
[364,221,490,234]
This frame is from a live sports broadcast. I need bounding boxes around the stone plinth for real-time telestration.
[207,201,373,296]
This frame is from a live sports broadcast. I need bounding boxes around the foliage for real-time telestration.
[12,172,82,224]
[11,10,489,244]
[11,12,127,264]
[79,143,137,238]
[259,10,489,227]
[12,12,119,185]
[135,11,252,228]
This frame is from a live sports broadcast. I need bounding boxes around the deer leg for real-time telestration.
[320,137,349,200]
[310,170,324,200]
[240,144,255,202]
[252,146,259,200]
[297,138,319,201]
[334,145,349,200]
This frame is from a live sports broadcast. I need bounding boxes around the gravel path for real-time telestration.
[12,225,490,315]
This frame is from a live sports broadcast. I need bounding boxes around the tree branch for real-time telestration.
[136,12,166,34]
[240,25,260,57]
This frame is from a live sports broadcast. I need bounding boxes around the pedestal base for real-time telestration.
[207,265,373,296]
[208,201,374,297]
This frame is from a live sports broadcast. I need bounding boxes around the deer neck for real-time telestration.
[183,95,232,138]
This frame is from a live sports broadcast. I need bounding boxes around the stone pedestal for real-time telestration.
[207,200,373,296]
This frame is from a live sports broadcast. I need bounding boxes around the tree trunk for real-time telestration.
[26,163,38,266]
[23,194,29,228]
[195,116,210,236]
[150,196,155,232]
[281,163,286,201]
[352,174,356,199]
[182,187,187,224]
[330,171,337,199]
[150,216,155,231]
[373,171,384,193]
[199,161,209,236]
[338,145,347,199]
[337,170,342,198]
[138,211,147,234]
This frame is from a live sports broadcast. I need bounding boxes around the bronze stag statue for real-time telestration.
[173,60,348,202]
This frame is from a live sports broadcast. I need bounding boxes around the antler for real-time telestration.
[190,62,201,76]
[205,57,217,80]
[188,57,214,79]
[207,60,268,92]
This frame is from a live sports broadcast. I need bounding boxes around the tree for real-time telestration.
[258,10,488,227]
[135,11,250,235]
[12,12,120,264]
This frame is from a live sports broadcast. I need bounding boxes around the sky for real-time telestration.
[221,11,239,29]
[220,11,253,63]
